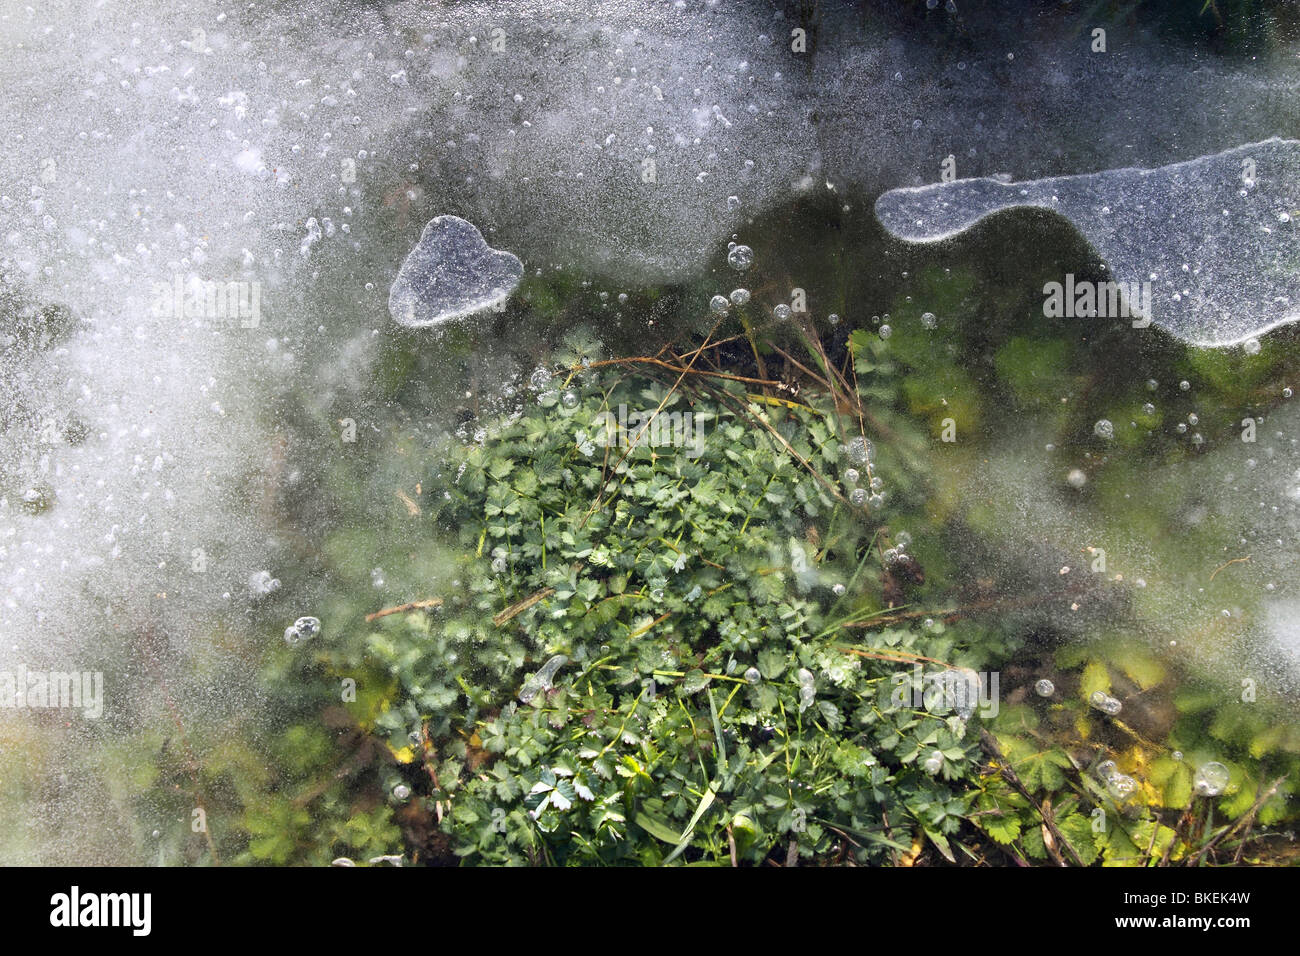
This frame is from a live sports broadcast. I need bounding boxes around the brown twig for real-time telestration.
[365,598,444,623]
[1208,555,1251,582]
[492,587,556,627]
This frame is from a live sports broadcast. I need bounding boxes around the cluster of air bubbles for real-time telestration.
[846,436,873,465]
[1089,690,1123,716]
[883,533,912,568]
[922,749,944,775]
[1193,761,1231,797]
[1094,419,1114,441]
[710,294,730,314]
[1098,762,1137,800]
[744,666,762,684]
[249,570,281,597]
[796,668,816,713]
[920,311,937,330]
[729,288,750,305]
[727,244,754,271]
[283,615,321,646]
[1034,678,1055,698]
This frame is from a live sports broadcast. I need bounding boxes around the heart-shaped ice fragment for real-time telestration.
[388,215,524,327]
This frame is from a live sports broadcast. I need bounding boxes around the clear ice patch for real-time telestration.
[388,216,523,328]
[874,139,1300,347]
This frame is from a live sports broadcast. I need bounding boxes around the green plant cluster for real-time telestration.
[360,332,1000,865]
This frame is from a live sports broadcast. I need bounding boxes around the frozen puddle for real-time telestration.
[388,216,523,328]
[875,139,1300,347]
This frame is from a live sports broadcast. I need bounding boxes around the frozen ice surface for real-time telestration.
[875,140,1300,346]
[388,216,523,327]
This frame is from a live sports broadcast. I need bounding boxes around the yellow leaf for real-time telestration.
[1080,659,1110,698]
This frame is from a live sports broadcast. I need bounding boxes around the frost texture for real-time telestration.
[875,139,1300,346]
[389,216,523,327]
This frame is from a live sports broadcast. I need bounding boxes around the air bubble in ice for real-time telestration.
[710,294,730,314]
[519,654,568,703]
[773,304,792,320]
[1089,690,1123,716]
[1107,773,1137,800]
[730,288,750,305]
[249,570,281,596]
[727,244,754,271]
[1034,678,1055,697]
[797,667,816,712]
[1194,761,1230,797]
[1094,419,1114,440]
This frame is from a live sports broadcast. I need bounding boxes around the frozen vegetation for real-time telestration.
[2,0,1299,865]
